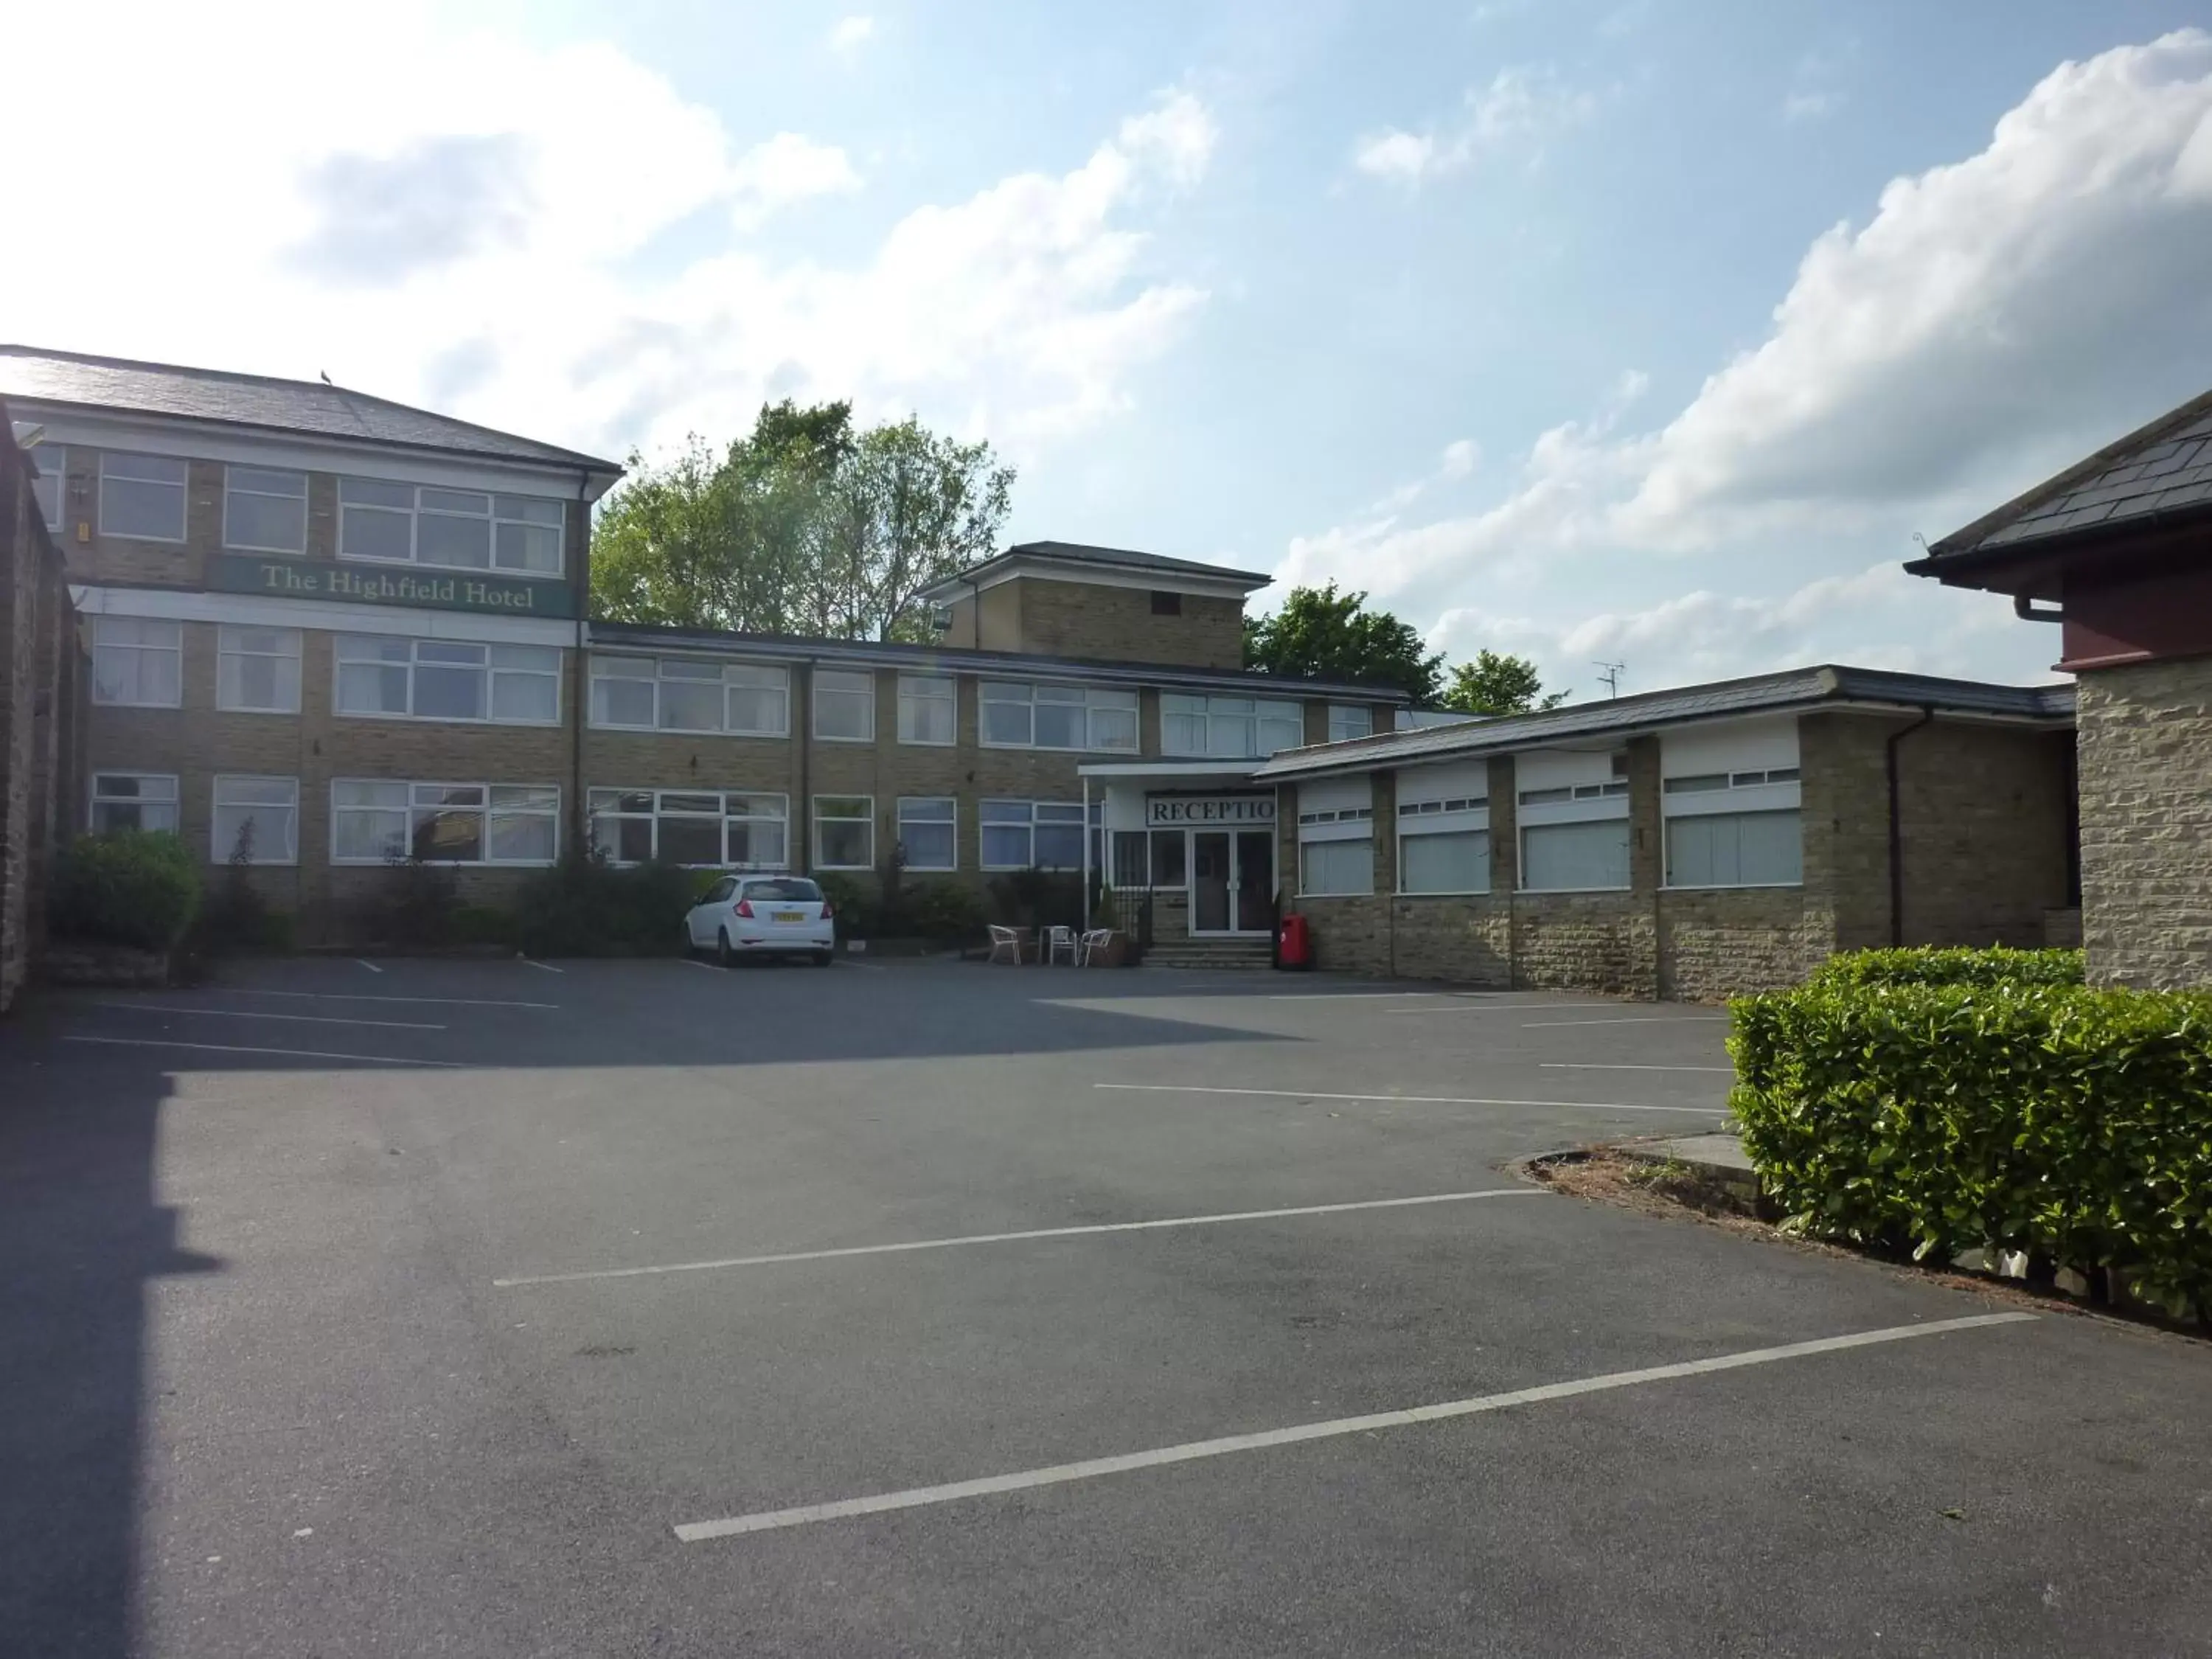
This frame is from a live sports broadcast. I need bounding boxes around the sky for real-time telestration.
[10,0,2212,700]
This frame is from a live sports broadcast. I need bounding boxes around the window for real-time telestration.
[27,444,66,532]
[978,681,1138,752]
[1301,838,1373,896]
[587,656,789,736]
[897,797,957,871]
[1399,830,1489,894]
[741,877,823,903]
[1329,704,1372,744]
[813,671,876,742]
[1666,810,1803,888]
[586,789,787,869]
[1522,819,1630,892]
[223,467,308,554]
[91,617,182,707]
[335,636,559,724]
[338,479,566,574]
[1396,762,1489,894]
[90,772,177,834]
[1150,590,1182,616]
[1161,694,1304,758]
[1663,766,1801,793]
[814,796,874,869]
[216,626,302,713]
[99,453,188,542]
[897,675,956,745]
[1296,776,1374,895]
[980,800,1087,870]
[212,775,299,865]
[1110,828,1189,888]
[331,781,559,864]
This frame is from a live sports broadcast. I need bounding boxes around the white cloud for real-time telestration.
[0,7,1214,463]
[1353,67,1597,187]
[1439,438,1481,480]
[830,15,876,52]
[1782,89,1843,123]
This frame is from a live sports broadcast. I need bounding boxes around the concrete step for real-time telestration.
[1143,940,1275,970]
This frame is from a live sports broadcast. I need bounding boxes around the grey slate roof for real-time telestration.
[1254,664,2072,779]
[925,540,1274,597]
[1924,387,2212,561]
[0,345,622,474]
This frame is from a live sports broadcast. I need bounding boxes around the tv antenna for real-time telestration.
[1594,661,1625,699]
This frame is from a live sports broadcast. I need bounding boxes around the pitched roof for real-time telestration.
[1919,387,2212,566]
[920,540,1273,600]
[0,344,622,474]
[1253,664,2072,779]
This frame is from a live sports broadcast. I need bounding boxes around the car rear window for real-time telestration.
[743,878,823,902]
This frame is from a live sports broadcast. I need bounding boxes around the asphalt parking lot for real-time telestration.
[4,956,2209,1658]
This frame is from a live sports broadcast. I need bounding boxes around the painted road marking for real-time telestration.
[355,959,383,974]
[681,958,722,972]
[85,1001,445,1031]
[1541,1062,1735,1074]
[1521,1015,1731,1029]
[1388,1001,1627,1017]
[521,959,564,973]
[206,989,558,1010]
[1263,991,1471,1001]
[63,1035,466,1068]
[1093,1083,1722,1116]
[494,1189,1543,1288]
[672,1312,2038,1541]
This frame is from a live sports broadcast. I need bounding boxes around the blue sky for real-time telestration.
[13,2,2212,698]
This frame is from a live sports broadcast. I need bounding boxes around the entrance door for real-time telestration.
[1191,831,1231,933]
[1233,829,1274,933]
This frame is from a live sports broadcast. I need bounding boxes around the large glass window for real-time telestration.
[91,617,182,707]
[978,682,1138,752]
[99,453,189,541]
[586,790,787,869]
[587,656,789,735]
[1161,694,1303,758]
[1521,819,1630,891]
[813,671,877,742]
[1666,810,1802,888]
[212,775,299,865]
[331,780,559,864]
[335,635,559,724]
[1300,838,1374,896]
[813,796,875,869]
[897,797,957,871]
[897,675,956,745]
[27,444,66,532]
[223,467,308,554]
[216,626,302,713]
[1328,704,1372,743]
[338,479,566,575]
[1399,830,1489,894]
[979,800,1086,870]
[90,771,178,834]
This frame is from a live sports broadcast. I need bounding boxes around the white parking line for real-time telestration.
[492,1188,1543,1288]
[1521,1015,1731,1029]
[1541,1062,1736,1074]
[1093,1083,1723,1116]
[63,1035,466,1068]
[86,1001,445,1031]
[207,990,558,1010]
[672,1312,2037,1541]
[681,958,722,972]
[355,959,383,974]
[520,959,563,974]
[1388,1001,1627,1017]
[1264,991,1470,1001]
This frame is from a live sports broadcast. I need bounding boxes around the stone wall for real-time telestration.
[1656,888,1821,1001]
[1896,720,2073,949]
[2076,655,2212,987]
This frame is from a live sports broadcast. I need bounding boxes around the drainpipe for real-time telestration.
[571,467,589,860]
[1886,707,1936,947]
[797,658,815,874]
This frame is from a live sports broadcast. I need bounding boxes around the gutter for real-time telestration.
[1885,707,1936,948]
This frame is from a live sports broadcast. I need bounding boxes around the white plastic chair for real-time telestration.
[1045,925,1079,966]
[1078,928,1113,965]
[987,925,1022,965]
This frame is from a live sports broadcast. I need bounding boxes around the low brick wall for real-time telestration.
[1392,897,1512,987]
[1513,894,1657,998]
[1658,888,1819,1000]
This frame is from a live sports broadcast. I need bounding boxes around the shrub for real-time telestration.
[900,878,989,945]
[813,872,874,936]
[512,851,700,957]
[1810,945,2084,990]
[49,830,202,951]
[1731,979,2212,1321]
[193,820,294,953]
[985,868,1084,931]
[347,855,461,948]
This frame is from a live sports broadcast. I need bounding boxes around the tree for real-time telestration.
[1242,583,1443,703]
[590,401,1014,641]
[1439,650,1568,715]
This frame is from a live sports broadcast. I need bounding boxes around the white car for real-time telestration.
[684,875,837,967]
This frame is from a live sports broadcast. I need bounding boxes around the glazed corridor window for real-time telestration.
[217,626,302,713]
[1666,810,1802,888]
[588,656,789,735]
[897,797,958,870]
[1161,694,1304,759]
[1521,819,1630,891]
[28,445,66,532]
[813,796,875,869]
[332,781,560,864]
[1328,704,1372,743]
[212,775,299,865]
[99,453,189,541]
[978,682,1139,752]
[223,467,309,554]
[587,790,788,868]
[897,675,956,745]
[338,479,566,574]
[335,636,560,723]
[91,617,183,707]
[980,800,1087,870]
[812,671,877,742]
[90,772,178,834]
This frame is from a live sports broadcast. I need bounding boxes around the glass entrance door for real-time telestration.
[1191,828,1275,934]
[1191,831,1231,933]
[1234,829,1274,933]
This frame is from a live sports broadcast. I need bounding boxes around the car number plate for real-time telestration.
[773,911,805,922]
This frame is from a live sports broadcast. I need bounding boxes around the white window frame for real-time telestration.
[91,616,183,709]
[335,635,560,726]
[1161,693,1304,759]
[978,681,1139,754]
[585,788,789,869]
[813,670,877,743]
[97,452,189,543]
[336,479,567,576]
[215,625,303,714]
[897,675,957,746]
[330,779,561,866]
[1394,762,1489,895]
[1296,776,1375,897]
[27,443,66,532]
[1660,762,1803,891]
[1298,836,1374,897]
[211,774,299,866]
[88,771,178,835]
[813,795,876,870]
[221,465,310,554]
[586,656,790,737]
[896,796,959,872]
[1519,820,1632,894]
[1328,703,1373,744]
[979,799,1088,872]
[1663,808,1804,891]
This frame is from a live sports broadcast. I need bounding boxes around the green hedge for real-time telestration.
[509,854,705,957]
[1809,945,2084,990]
[50,830,203,952]
[1731,978,2212,1320]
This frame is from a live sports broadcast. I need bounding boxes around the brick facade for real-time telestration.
[946,577,1245,670]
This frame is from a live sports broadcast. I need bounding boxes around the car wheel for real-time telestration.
[812,950,834,968]
[717,928,734,968]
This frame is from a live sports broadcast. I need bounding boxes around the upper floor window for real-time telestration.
[223,467,309,554]
[338,479,565,575]
[27,445,66,532]
[813,670,876,742]
[217,625,302,714]
[980,681,1138,752]
[335,634,560,724]
[1161,694,1303,759]
[99,453,188,542]
[1150,591,1183,616]
[91,617,182,707]
[589,655,788,736]
[897,675,956,745]
[1328,704,1372,743]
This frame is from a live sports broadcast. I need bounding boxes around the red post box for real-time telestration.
[1277,912,1312,970]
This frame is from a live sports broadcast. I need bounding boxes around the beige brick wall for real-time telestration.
[1656,888,1820,1000]
[1897,721,2073,949]
[1015,579,1245,669]
[2076,655,2212,988]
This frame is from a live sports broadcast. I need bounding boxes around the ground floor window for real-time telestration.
[1299,836,1373,896]
[814,796,875,870]
[91,771,178,834]
[897,797,957,871]
[1666,809,1801,888]
[1399,827,1489,894]
[1521,818,1630,892]
[1107,827,1192,889]
[333,780,560,865]
[212,775,299,865]
[587,789,787,869]
[981,800,1085,870]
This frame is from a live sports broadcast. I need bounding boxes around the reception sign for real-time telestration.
[1145,794,1276,827]
[212,554,575,619]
